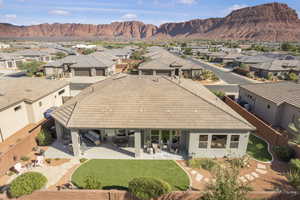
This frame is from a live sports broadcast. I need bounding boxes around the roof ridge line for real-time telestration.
[163,77,254,129]
[66,102,78,128]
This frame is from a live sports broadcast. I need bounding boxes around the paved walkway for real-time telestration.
[182,162,268,189]
[7,158,80,188]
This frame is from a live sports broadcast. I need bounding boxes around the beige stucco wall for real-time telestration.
[29,85,70,123]
[0,102,29,141]
[188,131,250,158]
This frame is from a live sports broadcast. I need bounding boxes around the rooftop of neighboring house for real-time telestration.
[44,54,114,69]
[207,52,227,58]
[235,55,274,64]
[140,47,201,70]
[0,53,23,61]
[13,49,49,57]
[251,60,300,72]
[52,74,254,131]
[0,78,68,111]
[240,81,300,109]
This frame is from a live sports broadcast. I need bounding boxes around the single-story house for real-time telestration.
[206,52,227,63]
[0,53,23,70]
[250,60,300,79]
[51,75,254,158]
[239,82,300,135]
[139,47,202,78]
[0,78,70,142]
[44,54,115,77]
[13,50,52,63]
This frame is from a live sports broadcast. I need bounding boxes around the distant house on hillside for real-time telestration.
[14,49,52,62]
[0,53,23,70]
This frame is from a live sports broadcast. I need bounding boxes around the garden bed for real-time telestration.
[247,134,272,162]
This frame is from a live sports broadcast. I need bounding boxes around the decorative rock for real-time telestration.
[251,172,259,178]
[239,176,247,183]
[245,174,254,181]
[257,164,267,169]
[196,174,203,181]
[191,170,197,175]
[256,169,267,174]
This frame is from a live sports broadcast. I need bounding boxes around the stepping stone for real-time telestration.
[257,164,266,169]
[191,170,197,175]
[256,169,267,175]
[195,174,203,181]
[251,172,259,178]
[239,176,248,183]
[245,174,254,181]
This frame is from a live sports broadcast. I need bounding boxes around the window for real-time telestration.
[58,89,65,95]
[14,105,22,111]
[199,135,208,148]
[267,104,270,109]
[151,130,159,144]
[230,135,240,148]
[211,135,227,149]
[39,101,42,107]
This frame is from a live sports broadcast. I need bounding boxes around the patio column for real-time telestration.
[71,129,81,157]
[55,120,63,143]
[134,131,141,157]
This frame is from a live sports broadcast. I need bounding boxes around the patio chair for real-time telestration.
[13,163,25,174]
[152,143,161,154]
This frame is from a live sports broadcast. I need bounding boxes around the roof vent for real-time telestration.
[25,89,32,92]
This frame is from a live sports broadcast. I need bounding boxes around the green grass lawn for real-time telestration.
[247,134,272,162]
[71,159,189,191]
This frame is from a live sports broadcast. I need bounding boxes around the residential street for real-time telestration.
[186,57,255,85]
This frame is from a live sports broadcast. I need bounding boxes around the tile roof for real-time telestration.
[0,78,68,110]
[240,81,300,109]
[235,55,274,64]
[251,60,300,72]
[13,49,49,57]
[52,75,254,131]
[44,54,113,68]
[139,47,201,70]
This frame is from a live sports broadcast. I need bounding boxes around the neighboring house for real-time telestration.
[13,50,52,62]
[72,44,97,49]
[0,43,10,49]
[51,75,254,158]
[0,78,70,142]
[139,47,202,78]
[235,55,274,67]
[222,53,244,64]
[0,53,23,70]
[250,60,300,79]
[239,82,300,135]
[44,54,115,77]
[207,52,227,63]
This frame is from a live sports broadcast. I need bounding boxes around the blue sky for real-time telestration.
[0,0,299,26]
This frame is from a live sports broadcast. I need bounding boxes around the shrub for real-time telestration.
[129,177,171,200]
[9,172,47,198]
[188,159,219,172]
[286,170,300,190]
[83,175,101,189]
[45,158,51,164]
[36,129,53,146]
[212,90,225,99]
[20,156,30,162]
[289,159,300,172]
[80,158,88,163]
[201,167,252,200]
[273,146,295,162]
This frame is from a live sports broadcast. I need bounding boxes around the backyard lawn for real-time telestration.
[247,134,272,162]
[72,159,189,190]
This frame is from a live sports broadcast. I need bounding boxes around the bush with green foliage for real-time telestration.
[36,129,54,146]
[201,167,252,200]
[20,156,30,162]
[128,177,171,200]
[289,159,300,172]
[82,175,101,189]
[286,170,300,190]
[188,159,219,172]
[212,90,225,99]
[288,72,299,82]
[80,158,88,163]
[18,61,45,77]
[9,172,47,198]
[54,52,67,60]
[273,146,295,162]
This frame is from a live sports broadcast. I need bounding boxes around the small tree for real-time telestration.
[36,129,54,146]
[83,175,101,189]
[201,167,252,200]
[54,52,67,60]
[18,61,45,77]
[288,72,299,82]
[129,177,171,200]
